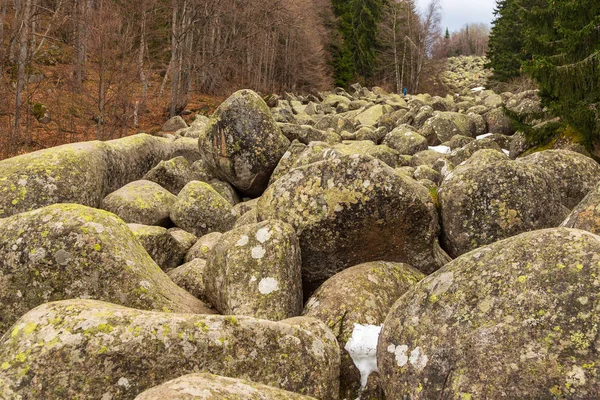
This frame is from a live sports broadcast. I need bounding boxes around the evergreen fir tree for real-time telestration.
[486,0,530,81]
[523,0,600,145]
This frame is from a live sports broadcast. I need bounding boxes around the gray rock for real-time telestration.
[185,232,223,262]
[162,116,188,132]
[129,224,186,270]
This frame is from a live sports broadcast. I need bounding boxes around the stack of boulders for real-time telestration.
[1,80,600,400]
[440,55,493,93]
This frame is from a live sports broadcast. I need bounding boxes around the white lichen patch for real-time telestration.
[117,377,131,388]
[387,344,409,367]
[256,227,271,243]
[409,346,429,370]
[258,277,279,295]
[236,235,249,247]
[251,245,266,259]
[566,365,586,386]
[345,324,383,388]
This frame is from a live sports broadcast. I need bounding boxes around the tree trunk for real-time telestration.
[14,0,33,146]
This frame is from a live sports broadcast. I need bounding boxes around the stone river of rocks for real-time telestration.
[1,59,600,399]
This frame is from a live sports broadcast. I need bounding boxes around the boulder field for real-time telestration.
[1,73,600,399]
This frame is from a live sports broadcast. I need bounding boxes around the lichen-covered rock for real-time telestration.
[135,373,318,399]
[170,181,237,237]
[421,112,476,143]
[168,228,198,256]
[143,156,204,195]
[233,198,259,217]
[257,154,446,293]
[185,232,223,262]
[410,150,445,167]
[442,134,474,150]
[0,204,211,333]
[562,180,600,234]
[440,156,567,257]
[205,220,302,320]
[0,141,109,218]
[235,208,259,228]
[199,89,290,196]
[0,299,339,399]
[303,262,424,400]
[167,259,209,303]
[378,228,600,400]
[162,116,188,132]
[278,123,341,145]
[413,165,441,185]
[382,128,428,155]
[446,138,503,166]
[484,107,515,135]
[128,224,186,270]
[101,180,176,227]
[519,150,600,209]
[210,179,241,206]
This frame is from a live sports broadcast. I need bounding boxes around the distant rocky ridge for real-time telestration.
[0,60,600,399]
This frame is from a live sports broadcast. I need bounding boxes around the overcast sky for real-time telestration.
[416,0,497,33]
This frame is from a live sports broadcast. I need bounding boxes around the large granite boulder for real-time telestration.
[167,259,210,303]
[199,90,290,196]
[440,153,567,257]
[382,127,428,156]
[0,300,339,399]
[562,180,600,234]
[100,180,176,227]
[378,228,600,399]
[520,150,600,209]
[128,224,187,270]
[0,204,211,333]
[135,373,318,399]
[170,181,237,237]
[421,112,476,143]
[257,154,448,293]
[143,156,209,195]
[205,220,303,320]
[303,261,424,400]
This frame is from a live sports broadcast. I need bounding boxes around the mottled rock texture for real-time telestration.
[135,373,318,399]
[258,154,447,293]
[199,89,290,196]
[205,220,302,320]
[378,228,600,400]
[0,300,339,399]
[303,261,424,399]
[0,204,211,333]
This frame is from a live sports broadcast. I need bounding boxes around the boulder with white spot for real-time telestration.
[257,154,448,294]
[0,299,339,399]
[303,261,424,399]
[205,219,303,320]
[378,228,600,399]
[0,204,212,334]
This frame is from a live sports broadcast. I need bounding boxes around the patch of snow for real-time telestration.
[471,86,485,92]
[476,133,493,140]
[429,145,451,154]
[345,324,383,389]
[258,277,279,295]
[502,149,510,156]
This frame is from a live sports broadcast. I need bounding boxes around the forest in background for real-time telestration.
[0,0,488,160]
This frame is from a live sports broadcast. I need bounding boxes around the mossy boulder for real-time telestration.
[209,179,241,206]
[143,156,207,195]
[303,262,424,400]
[257,154,447,293]
[233,198,259,217]
[0,141,109,218]
[167,259,209,303]
[128,224,186,270]
[167,228,198,257]
[0,204,211,333]
[235,209,259,228]
[135,373,318,399]
[446,138,503,166]
[520,150,600,209]
[382,128,428,156]
[185,232,223,262]
[205,220,302,320]
[170,181,237,237]
[162,116,188,132]
[410,150,446,168]
[101,180,176,227]
[440,155,567,257]
[0,299,339,399]
[378,228,600,399]
[199,89,290,196]
[421,112,476,143]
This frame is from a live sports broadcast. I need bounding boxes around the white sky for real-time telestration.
[415,0,497,33]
